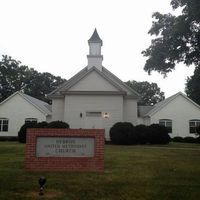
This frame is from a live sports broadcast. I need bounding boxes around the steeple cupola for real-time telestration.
[87,29,103,71]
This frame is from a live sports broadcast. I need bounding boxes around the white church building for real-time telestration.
[1,29,200,140]
[48,29,140,140]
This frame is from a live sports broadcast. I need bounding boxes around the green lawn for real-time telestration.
[0,142,200,200]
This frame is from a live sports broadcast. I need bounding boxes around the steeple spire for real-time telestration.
[88,28,103,45]
[87,29,103,71]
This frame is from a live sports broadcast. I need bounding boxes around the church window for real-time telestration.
[159,119,172,133]
[189,119,200,134]
[0,118,9,132]
[86,112,102,117]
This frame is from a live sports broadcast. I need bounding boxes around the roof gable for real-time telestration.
[146,92,200,116]
[0,92,51,116]
[63,67,125,92]
[102,67,140,97]
[48,67,88,97]
[48,66,140,99]
[69,70,119,92]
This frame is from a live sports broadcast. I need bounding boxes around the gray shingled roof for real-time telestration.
[138,106,154,117]
[21,92,52,115]
[0,91,52,115]
[88,29,103,44]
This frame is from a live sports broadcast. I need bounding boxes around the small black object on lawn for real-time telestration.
[38,176,46,196]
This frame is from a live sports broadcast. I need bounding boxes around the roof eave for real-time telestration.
[60,91,127,95]
[19,93,51,116]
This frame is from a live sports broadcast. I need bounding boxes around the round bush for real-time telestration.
[135,124,148,144]
[18,122,37,143]
[0,137,18,141]
[183,136,197,143]
[130,126,139,144]
[46,121,69,128]
[147,124,171,144]
[172,136,184,143]
[18,121,70,143]
[34,121,49,128]
[196,126,200,135]
[109,122,135,145]
[196,136,200,144]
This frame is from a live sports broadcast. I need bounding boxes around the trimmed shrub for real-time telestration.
[0,137,18,141]
[18,122,37,143]
[172,136,184,143]
[183,136,197,143]
[135,124,148,144]
[46,121,69,128]
[147,124,170,144]
[130,126,139,144]
[196,137,200,144]
[110,123,171,145]
[34,121,49,128]
[196,126,200,136]
[109,122,135,145]
[18,121,69,143]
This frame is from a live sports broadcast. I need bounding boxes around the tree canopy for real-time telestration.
[185,66,200,105]
[0,55,65,103]
[142,0,200,76]
[126,80,165,105]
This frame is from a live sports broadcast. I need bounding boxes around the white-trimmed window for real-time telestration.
[0,118,9,132]
[159,119,172,133]
[86,112,102,117]
[25,118,38,123]
[189,119,200,134]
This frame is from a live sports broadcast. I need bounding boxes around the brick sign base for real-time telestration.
[25,129,104,172]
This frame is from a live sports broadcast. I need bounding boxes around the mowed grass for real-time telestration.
[0,142,200,200]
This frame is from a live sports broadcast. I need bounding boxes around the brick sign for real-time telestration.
[25,129,104,172]
[36,137,95,157]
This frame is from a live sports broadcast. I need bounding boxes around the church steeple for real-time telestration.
[88,28,103,46]
[87,29,103,71]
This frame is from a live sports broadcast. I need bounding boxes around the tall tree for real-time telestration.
[185,66,200,105]
[142,0,200,76]
[126,80,165,105]
[0,55,29,101]
[0,55,65,103]
[23,70,65,103]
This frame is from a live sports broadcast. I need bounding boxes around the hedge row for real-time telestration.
[109,122,170,145]
[171,136,200,143]
[0,137,18,141]
[18,121,69,143]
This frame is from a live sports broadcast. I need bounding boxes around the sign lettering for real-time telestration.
[36,137,94,157]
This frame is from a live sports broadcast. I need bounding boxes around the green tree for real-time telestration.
[23,70,65,103]
[185,66,200,105]
[126,80,165,105]
[142,0,200,76]
[0,55,29,101]
[0,55,65,103]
